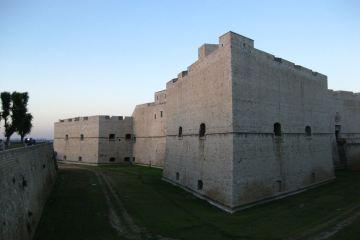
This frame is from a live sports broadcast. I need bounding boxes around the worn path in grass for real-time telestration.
[34,164,360,240]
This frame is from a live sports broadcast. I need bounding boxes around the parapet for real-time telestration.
[57,115,132,123]
[219,31,254,48]
[198,44,219,59]
[155,89,167,104]
[329,90,360,100]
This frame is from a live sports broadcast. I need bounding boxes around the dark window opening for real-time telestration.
[132,157,135,162]
[78,156,82,161]
[109,134,116,140]
[124,157,130,162]
[80,134,84,140]
[109,157,115,162]
[335,125,341,140]
[154,114,157,119]
[83,117,88,120]
[65,134,68,140]
[125,134,131,140]
[197,180,203,190]
[199,123,206,137]
[178,126,183,138]
[274,122,282,136]
[305,126,312,136]
[63,155,67,160]
[311,172,316,182]
[160,111,163,117]
[176,172,179,180]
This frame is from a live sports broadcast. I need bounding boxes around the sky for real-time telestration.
[0,0,359,139]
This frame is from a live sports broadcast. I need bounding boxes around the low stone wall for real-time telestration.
[0,143,56,240]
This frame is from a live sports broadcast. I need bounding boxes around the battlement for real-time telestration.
[329,90,360,100]
[166,31,327,89]
[57,115,132,123]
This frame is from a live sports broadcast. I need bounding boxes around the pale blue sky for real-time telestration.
[0,0,359,139]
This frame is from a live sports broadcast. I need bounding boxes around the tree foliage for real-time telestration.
[0,91,33,144]
[0,92,15,145]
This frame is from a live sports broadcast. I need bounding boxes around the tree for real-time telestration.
[12,92,33,142]
[18,113,33,142]
[1,92,15,145]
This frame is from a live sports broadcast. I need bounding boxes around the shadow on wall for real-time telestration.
[0,143,57,240]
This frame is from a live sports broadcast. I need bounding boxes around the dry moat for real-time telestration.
[34,164,360,240]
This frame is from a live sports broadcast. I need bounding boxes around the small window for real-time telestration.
[109,157,115,162]
[335,125,341,140]
[124,157,130,162]
[176,172,180,180]
[197,180,203,190]
[305,126,312,136]
[160,111,163,117]
[109,134,116,140]
[78,156,82,161]
[125,134,131,140]
[63,155,67,160]
[65,134,69,140]
[311,172,316,182]
[154,114,157,119]
[178,126,183,138]
[274,122,282,136]
[132,157,135,162]
[80,134,84,140]
[199,123,206,137]
[83,117,88,120]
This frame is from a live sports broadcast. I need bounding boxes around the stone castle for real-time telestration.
[54,31,360,212]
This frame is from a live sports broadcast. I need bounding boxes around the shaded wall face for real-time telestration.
[54,117,100,164]
[328,92,360,169]
[163,35,235,207]
[132,102,166,167]
[231,35,335,206]
[98,117,133,164]
[0,144,56,240]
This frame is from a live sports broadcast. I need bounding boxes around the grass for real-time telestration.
[33,168,119,240]
[35,166,360,240]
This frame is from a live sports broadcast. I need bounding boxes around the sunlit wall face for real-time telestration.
[1,0,359,139]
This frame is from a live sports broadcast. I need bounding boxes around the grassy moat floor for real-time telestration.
[34,165,360,240]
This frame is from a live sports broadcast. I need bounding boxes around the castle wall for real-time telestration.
[328,91,360,169]
[54,115,133,165]
[132,91,166,167]
[54,116,100,164]
[0,144,56,240]
[230,32,335,207]
[163,33,234,208]
[98,116,133,164]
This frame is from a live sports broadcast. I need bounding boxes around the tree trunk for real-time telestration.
[21,135,24,143]
[5,136,10,146]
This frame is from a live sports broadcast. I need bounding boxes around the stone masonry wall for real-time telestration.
[230,31,335,208]
[329,91,360,169]
[54,116,100,164]
[163,32,234,208]
[0,143,56,240]
[132,90,166,167]
[54,115,133,165]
